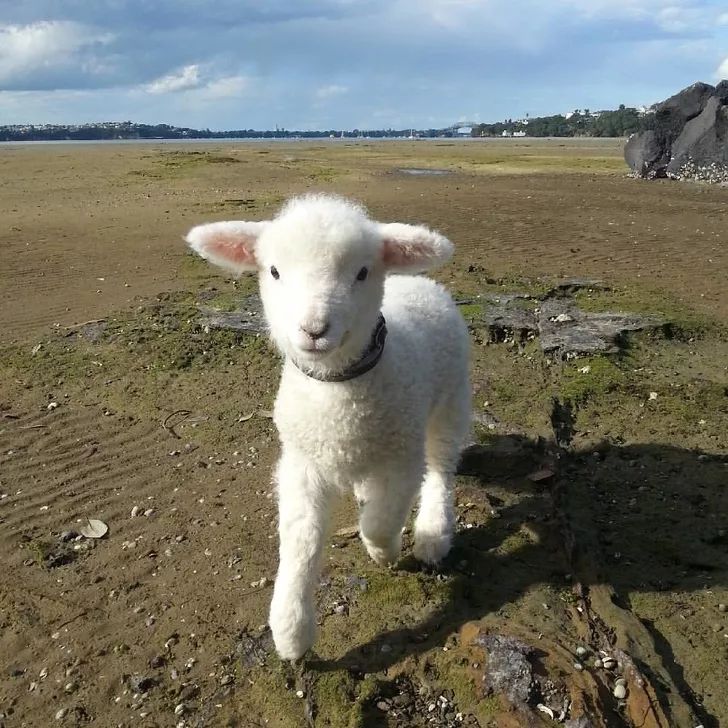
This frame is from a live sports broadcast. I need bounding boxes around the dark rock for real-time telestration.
[565,717,596,728]
[127,674,156,693]
[235,629,272,669]
[667,95,728,177]
[624,130,667,178]
[178,683,200,701]
[625,81,728,182]
[476,633,535,705]
[546,278,607,296]
[716,80,728,103]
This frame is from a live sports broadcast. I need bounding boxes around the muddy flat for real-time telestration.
[1,139,727,727]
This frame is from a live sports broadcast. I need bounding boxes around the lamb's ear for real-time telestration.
[185,221,269,273]
[378,222,453,273]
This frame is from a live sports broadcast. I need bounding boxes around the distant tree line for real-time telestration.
[471,105,645,138]
[0,122,457,142]
[0,105,648,142]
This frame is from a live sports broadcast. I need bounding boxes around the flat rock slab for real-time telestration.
[469,281,662,358]
[538,299,662,357]
[197,294,267,334]
[205,284,662,358]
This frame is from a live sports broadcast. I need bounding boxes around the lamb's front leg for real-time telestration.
[269,449,330,661]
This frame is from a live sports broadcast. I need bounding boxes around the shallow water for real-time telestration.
[398,167,451,175]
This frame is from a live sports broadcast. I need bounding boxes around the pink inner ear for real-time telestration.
[381,238,430,267]
[207,235,255,265]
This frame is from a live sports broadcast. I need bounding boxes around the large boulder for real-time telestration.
[625,81,728,181]
[667,95,728,177]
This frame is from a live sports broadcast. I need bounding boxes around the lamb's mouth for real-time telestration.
[297,341,335,355]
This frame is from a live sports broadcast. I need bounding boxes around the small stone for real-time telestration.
[220,674,233,686]
[150,655,166,669]
[130,505,140,518]
[573,662,584,671]
[593,658,603,669]
[64,682,77,693]
[613,684,627,700]
[376,700,391,712]
[55,707,67,720]
[712,623,724,633]
[128,674,155,693]
[719,604,727,613]
[575,646,588,658]
[380,644,392,653]
[174,702,186,715]
[296,690,305,698]
[144,508,154,517]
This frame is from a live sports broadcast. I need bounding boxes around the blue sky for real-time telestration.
[1,0,727,130]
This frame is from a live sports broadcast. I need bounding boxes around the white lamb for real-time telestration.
[185,194,470,660]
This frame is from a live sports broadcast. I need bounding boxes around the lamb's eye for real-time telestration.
[356,267,368,282]
[270,266,280,280]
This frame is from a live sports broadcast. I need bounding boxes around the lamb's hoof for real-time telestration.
[270,608,315,661]
[413,531,451,566]
[362,536,400,567]
[271,625,314,662]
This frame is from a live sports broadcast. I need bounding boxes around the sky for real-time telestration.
[0,0,727,130]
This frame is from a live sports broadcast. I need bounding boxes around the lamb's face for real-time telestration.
[255,218,384,366]
[185,194,454,373]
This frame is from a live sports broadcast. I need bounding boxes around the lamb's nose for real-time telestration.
[301,322,330,340]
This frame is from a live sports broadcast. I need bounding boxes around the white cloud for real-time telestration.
[718,12,728,25]
[0,21,113,85]
[199,75,250,99]
[315,84,348,99]
[145,66,251,98]
[145,64,201,94]
[717,56,728,79]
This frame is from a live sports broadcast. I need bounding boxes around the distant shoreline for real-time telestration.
[0,136,625,147]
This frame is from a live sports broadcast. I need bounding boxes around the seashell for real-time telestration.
[79,518,108,539]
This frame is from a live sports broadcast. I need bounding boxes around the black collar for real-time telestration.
[294,314,387,382]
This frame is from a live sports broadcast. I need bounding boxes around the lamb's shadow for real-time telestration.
[311,435,728,726]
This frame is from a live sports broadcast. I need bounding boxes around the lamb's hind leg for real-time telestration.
[414,396,470,565]
[356,461,422,566]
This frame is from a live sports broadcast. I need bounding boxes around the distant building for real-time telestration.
[456,126,472,136]
[513,130,526,137]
